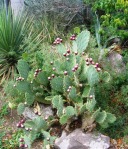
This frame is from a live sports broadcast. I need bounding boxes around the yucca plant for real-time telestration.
[0,8,35,81]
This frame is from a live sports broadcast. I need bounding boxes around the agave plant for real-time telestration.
[0,8,37,81]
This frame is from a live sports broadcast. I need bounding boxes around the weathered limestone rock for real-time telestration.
[55,129,110,149]
[23,104,53,120]
[108,51,125,73]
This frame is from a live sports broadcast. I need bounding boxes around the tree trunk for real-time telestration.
[10,0,24,16]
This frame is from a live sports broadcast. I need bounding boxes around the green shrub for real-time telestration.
[95,65,128,138]
[5,30,116,148]
[84,0,128,44]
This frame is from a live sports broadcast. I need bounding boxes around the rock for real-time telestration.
[23,104,53,120]
[108,51,125,73]
[55,129,110,149]
[39,104,54,119]
[23,107,37,120]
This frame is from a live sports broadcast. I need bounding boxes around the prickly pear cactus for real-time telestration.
[5,30,116,148]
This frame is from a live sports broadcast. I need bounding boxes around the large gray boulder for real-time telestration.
[55,129,110,149]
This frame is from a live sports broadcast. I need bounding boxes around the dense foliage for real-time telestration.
[84,0,128,45]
